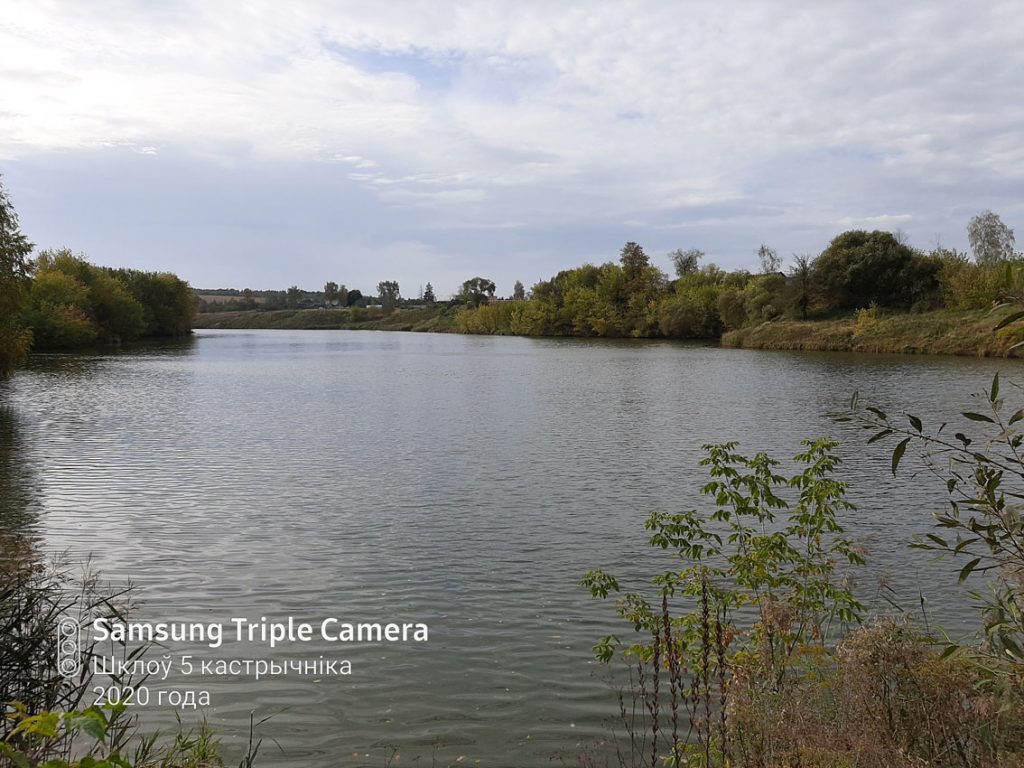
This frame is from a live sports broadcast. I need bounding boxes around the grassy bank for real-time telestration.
[722,307,1024,357]
[195,305,459,333]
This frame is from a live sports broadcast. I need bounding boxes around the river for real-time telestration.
[0,329,1014,766]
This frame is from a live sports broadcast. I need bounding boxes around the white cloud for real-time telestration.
[1,0,1021,285]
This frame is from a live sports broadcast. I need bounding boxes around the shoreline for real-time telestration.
[193,306,1024,359]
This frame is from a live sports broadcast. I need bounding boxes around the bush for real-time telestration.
[813,230,919,310]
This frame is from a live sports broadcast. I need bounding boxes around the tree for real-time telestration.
[512,280,525,301]
[376,280,400,313]
[286,286,302,309]
[337,284,348,307]
[669,248,703,278]
[423,282,436,304]
[757,244,781,274]
[461,277,495,308]
[812,230,918,310]
[967,210,1015,265]
[620,241,650,280]
[345,288,362,307]
[241,288,256,310]
[324,281,339,305]
[788,254,813,319]
[0,176,33,373]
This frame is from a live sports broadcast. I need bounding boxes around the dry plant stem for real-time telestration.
[661,594,681,765]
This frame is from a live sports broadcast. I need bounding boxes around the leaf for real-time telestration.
[958,557,981,583]
[891,437,911,476]
[866,406,887,420]
[939,644,961,660]
[962,412,995,424]
[1008,409,1024,426]
[868,429,894,444]
[993,310,1024,330]
[908,414,922,432]
[0,744,30,768]
[990,372,1000,402]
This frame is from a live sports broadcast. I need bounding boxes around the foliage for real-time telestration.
[323,281,339,304]
[788,254,813,320]
[0,176,33,374]
[0,703,248,768]
[843,374,1024,671]
[582,438,863,766]
[812,230,934,310]
[422,282,435,304]
[669,248,703,278]
[459,277,495,308]
[969,211,1017,266]
[727,619,1024,767]
[512,280,525,301]
[376,280,400,313]
[756,244,780,275]
[22,252,193,350]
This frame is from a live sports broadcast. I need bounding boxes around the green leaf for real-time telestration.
[1008,409,1024,426]
[993,310,1024,330]
[990,372,1000,402]
[0,744,30,768]
[891,437,911,476]
[939,644,960,660]
[958,557,981,583]
[868,429,893,444]
[962,412,995,423]
[908,414,922,432]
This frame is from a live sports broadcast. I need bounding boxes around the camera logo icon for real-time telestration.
[57,617,82,679]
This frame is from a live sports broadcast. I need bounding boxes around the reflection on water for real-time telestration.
[0,401,41,539]
[1,331,1019,766]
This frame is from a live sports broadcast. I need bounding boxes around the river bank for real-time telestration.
[194,306,1024,358]
[722,308,1024,357]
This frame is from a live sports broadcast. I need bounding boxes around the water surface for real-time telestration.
[1,330,1014,765]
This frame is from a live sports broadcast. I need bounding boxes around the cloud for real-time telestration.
[1,0,1021,289]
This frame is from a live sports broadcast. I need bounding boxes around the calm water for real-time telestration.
[1,330,1017,766]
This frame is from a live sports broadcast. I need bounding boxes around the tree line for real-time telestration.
[455,211,1019,338]
[0,177,196,373]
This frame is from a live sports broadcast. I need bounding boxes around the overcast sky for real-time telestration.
[2,1,1022,297]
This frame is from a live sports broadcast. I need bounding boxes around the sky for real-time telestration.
[1,1,1022,297]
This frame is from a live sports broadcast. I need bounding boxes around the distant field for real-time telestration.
[196,293,266,305]
[194,306,459,333]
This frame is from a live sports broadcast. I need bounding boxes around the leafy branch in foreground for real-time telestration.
[581,438,863,767]
[840,373,1024,670]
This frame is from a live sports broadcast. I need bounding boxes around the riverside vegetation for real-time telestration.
[196,215,1024,358]
[0,541,261,768]
[581,375,1024,767]
[0,177,195,374]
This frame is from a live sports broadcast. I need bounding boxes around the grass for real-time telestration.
[722,308,1024,357]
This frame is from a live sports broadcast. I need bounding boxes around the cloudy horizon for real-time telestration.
[2,1,1022,296]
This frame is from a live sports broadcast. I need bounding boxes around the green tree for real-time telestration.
[324,281,339,304]
[968,210,1016,266]
[813,230,919,310]
[788,254,813,319]
[461,277,495,308]
[286,285,302,309]
[423,282,436,303]
[0,177,33,373]
[620,241,651,280]
[376,280,400,313]
[512,280,525,301]
[669,247,703,278]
